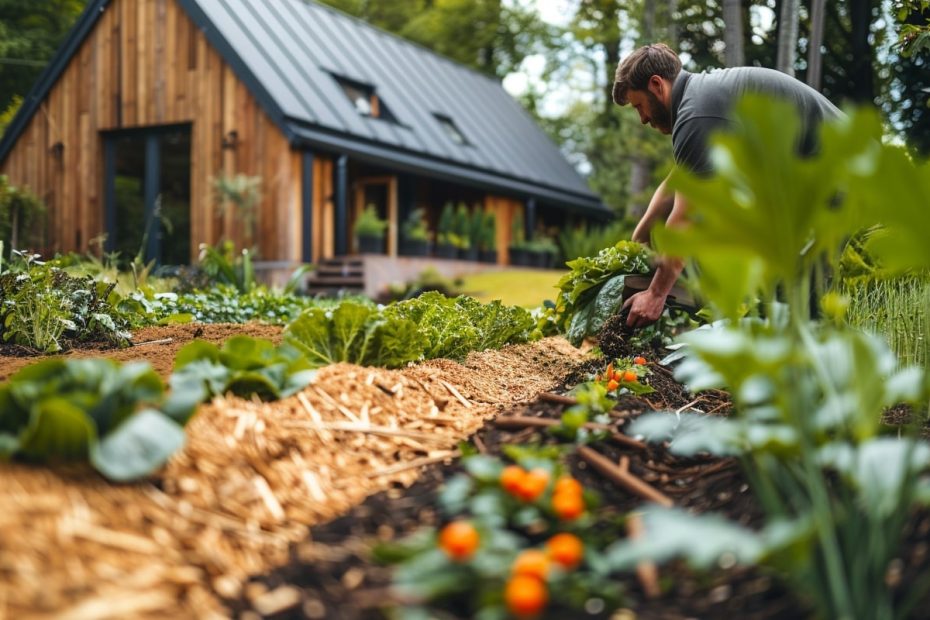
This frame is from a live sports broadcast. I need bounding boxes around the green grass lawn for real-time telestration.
[458,268,566,308]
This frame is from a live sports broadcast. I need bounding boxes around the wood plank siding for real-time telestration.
[0,0,320,262]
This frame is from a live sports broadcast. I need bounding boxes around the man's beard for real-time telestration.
[646,91,672,134]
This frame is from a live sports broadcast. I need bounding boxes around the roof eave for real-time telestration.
[291,124,609,216]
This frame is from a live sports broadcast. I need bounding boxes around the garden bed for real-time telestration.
[0,326,585,619]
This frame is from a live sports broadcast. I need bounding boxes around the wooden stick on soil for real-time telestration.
[538,392,578,406]
[576,446,673,507]
[365,450,459,477]
[282,420,449,444]
[132,337,174,346]
[494,416,648,451]
[438,380,472,408]
[627,512,661,598]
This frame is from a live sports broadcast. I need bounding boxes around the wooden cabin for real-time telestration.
[0,0,607,284]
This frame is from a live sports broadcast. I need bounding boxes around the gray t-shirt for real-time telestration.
[671,67,843,175]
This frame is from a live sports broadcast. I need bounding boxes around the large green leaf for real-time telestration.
[655,97,883,321]
[629,411,745,457]
[605,508,768,570]
[818,438,930,519]
[17,398,97,461]
[90,409,186,482]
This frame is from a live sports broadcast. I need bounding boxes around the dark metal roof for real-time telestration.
[0,0,606,213]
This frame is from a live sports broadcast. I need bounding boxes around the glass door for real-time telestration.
[103,125,191,266]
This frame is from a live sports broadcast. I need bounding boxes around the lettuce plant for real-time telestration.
[383,292,536,361]
[285,301,425,368]
[0,358,184,481]
[606,97,930,620]
[163,336,317,419]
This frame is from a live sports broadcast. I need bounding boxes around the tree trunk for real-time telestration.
[849,0,875,103]
[776,0,799,75]
[723,0,745,66]
[807,0,826,89]
[666,0,678,48]
[642,1,655,43]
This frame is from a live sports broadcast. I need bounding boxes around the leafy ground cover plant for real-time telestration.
[606,97,930,620]
[129,284,326,326]
[163,336,317,420]
[0,358,184,481]
[378,452,622,619]
[383,292,537,361]
[0,250,133,352]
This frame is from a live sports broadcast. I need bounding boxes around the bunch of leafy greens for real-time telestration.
[0,251,133,352]
[606,97,930,620]
[163,336,317,419]
[0,358,184,481]
[546,241,653,345]
[285,301,425,368]
[383,292,537,361]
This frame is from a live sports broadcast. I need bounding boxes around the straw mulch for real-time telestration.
[0,336,586,619]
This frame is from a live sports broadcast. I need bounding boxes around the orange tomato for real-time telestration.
[552,490,585,521]
[500,465,527,495]
[438,521,480,561]
[546,533,585,570]
[553,476,583,497]
[634,356,647,365]
[511,549,550,580]
[605,362,614,377]
[606,379,619,391]
[622,370,638,383]
[505,574,548,617]
[516,468,550,502]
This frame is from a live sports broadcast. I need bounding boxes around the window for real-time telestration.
[434,113,469,146]
[332,74,397,122]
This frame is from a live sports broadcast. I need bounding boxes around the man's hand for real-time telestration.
[622,289,667,329]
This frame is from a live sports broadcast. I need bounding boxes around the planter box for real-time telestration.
[508,247,529,266]
[436,244,458,259]
[461,247,480,262]
[479,250,498,264]
[357,235,385,254]
[400,239,430,256]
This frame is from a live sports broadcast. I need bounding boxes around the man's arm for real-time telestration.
[623,190,689,329]
[631,174,675,247]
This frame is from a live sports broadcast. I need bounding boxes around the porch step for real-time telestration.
[304,257,365,297]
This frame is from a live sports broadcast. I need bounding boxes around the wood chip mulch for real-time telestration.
[0,336,586,619]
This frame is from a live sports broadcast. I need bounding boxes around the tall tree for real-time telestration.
[0,0,87,111]
[776,0,800,74]
[807,0,826,89]
[570,0,622,117]
[888,2,930,156]
[722,0,745,66]
[319,0,552,80]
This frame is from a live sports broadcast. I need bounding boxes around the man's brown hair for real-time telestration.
[612,43,682,106]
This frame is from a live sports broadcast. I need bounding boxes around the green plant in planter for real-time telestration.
[453,203,471,250]
[354,204,388,239]
[402,208,430,243]
[481,212,497,252]
[437,202,456,249]
[606,97,930,620]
